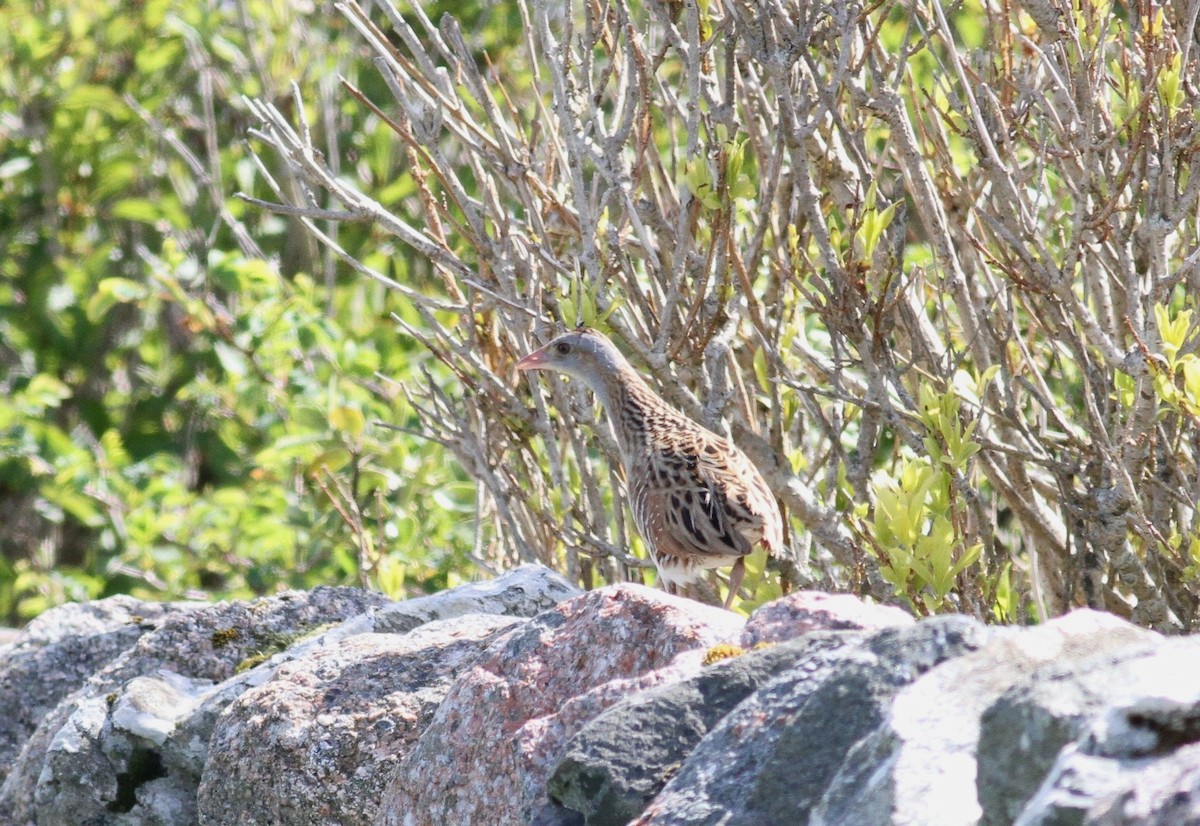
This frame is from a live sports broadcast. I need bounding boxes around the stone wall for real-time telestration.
[0,567,1195,825]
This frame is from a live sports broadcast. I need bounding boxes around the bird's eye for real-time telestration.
[555,342,572,356]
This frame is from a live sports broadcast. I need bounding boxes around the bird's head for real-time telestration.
[515,328,631,387]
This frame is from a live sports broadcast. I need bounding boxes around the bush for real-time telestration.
[243,0,1200,629]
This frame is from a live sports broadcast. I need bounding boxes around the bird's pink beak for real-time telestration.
[515,346,550,372]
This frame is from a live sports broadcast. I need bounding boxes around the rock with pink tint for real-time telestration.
[517,646,713,818]
[741,590,913,647]
[198,613,521,826]
[375,584,743,826]
[546,630,861,825]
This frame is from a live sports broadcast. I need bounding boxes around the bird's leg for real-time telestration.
[723,557,746,610]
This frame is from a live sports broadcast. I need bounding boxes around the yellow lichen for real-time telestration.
[235,652,270,673]
[703,643,745,665]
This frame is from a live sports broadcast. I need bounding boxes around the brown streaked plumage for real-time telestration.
[516,328,784,608]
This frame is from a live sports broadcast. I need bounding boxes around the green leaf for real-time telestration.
[1113,370,1136,408]
[1157,53,1185,117]
[951,543,982,578]
[375,554,407,598]
[858,199,899,260]
[41,483,105,528]
[680,156,721,210]
[111,199,162,225]
[329,406,366,439]
[135,39,182,74]
[21,374,72,410]
[1156,304,1193,364]
[60,84,130,119]
[86,277,148,322]
[1183,358,1200,415]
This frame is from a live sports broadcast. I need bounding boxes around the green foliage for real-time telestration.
[852,369,997,615]
[1148,304,1200,417]
[854,183,899,264]
[0,0,478,624]
[560,270,624,331]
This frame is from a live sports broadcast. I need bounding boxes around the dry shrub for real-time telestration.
[244,0,1200,629]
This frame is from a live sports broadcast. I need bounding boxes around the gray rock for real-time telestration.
[35,671,217,826]
[0,595,191,783]
[376,584,744,826]
[740,590,913,646]
[549,631,861,826]
[1,586,389,826]
[635,614,989,825]
[373,564,580,633]
[989,636,1200,826]
[977,624,1179,825]
[817,608,1154,826]
[532,800,588,826]
[1086,741,1200,825]
[1,566,581,826]
[14,579,1200,826]
[198,613,521,826]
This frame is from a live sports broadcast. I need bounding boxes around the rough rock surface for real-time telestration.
[0,595,189,783]
[978,634,1200,825]
[372,564,580,633]
[544,591,916,826]
[0,566,577,826]
[1086,740,1200,826]
[818,608,1155,826]
[3,586,388,826]
[634,615,989,825]
[198,613,522,826]
[11,572,1200,826]
[376,584,743,826]
[548,630,863,826]
[740,590,913,646]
